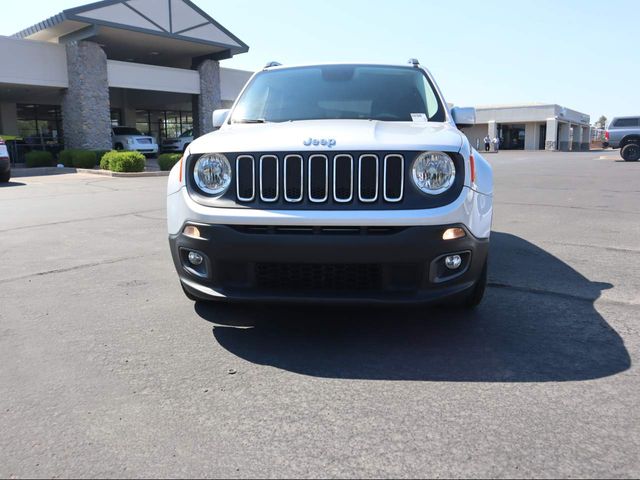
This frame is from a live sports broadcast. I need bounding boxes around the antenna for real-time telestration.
[408,58,420,67]
[264,61,282,69]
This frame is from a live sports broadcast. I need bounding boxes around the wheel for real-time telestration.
[0,170,10,183]
[621,143,640,162]
[463,260,488,309]
[114,143,124,151]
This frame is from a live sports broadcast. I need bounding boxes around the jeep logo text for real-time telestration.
[304,138,337,148]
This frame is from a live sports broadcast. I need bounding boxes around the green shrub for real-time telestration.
[58,149,98,168]
[102,151,146,173]
[158,153,182,171]
[58,149,75,167]
[71,150,97,169]
[93,150,111,165]
[100,153,111,171]
[25,151,54,168]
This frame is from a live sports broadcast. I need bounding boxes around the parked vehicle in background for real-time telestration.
[605,117,640,161]
[112,127,158,157]
[167,61,493,308]
[0,138,11,182]
[162,129,193,153]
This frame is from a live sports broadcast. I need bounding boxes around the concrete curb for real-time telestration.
[12,167,169,178]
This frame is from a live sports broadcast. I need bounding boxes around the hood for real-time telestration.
[189,120,464,154]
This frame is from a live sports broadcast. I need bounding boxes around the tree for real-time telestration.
[595,116,607,129]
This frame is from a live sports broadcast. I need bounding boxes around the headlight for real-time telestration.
[194,153,232,196]
[127,138,135,145]
[411,152,456,195]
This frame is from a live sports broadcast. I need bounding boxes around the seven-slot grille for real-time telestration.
[235,153,405,205]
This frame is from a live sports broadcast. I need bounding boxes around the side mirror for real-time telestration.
[212,109,230,129]
[451,107,476,127]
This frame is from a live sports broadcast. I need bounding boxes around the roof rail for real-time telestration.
[408,58,420,67]
[264,61,282,69]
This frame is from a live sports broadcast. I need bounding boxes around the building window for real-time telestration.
[110,109,123,126]
[135,109,193,142]
[17,104,64,144]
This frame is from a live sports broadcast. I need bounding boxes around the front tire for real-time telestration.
[0,170,10,183]
[114,143,124,151]
[621,143,640,162]
[463,260,488,309]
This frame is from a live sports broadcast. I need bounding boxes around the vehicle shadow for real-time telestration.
[195,232,630,382]
[0,181,26,188]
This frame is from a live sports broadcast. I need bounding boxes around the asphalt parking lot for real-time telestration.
[0,150,638,478]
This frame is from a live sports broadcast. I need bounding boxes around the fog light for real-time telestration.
[183,225,201,238]
[445,255,462,270]
[188,251,204,266]
[443,228,466,241]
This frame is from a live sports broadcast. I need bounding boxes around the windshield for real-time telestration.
[114,127,143,136]
[230,65,446,124]
[180,129,193,138]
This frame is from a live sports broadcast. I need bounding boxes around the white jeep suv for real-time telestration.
[167,61,493,306]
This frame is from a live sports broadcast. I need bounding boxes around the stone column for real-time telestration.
[61,41,112,150]
[546,118,558,151]
[558,122,571,151]
[572,126,583,152]
[488,121,497,141]
[192,59,222,138]
[524,123,537,150]
[581,126,591,151]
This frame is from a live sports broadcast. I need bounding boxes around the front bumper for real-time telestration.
[162,144,182,152]
[169,223,489,304]
[125,145,158,154]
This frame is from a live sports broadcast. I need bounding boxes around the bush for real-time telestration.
[100,153,111,171]
[71,150,97,169]
[58,149,75,167]
[93,150,110,164]
[58,149,98,168]
[101,151,146,173]
[25,151,54,168]
[158,153,182,171]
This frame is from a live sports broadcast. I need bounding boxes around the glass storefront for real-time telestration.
[498,124,526,150]
[17,104,64,144]
[135,110,193,141]
[110,109,122,127]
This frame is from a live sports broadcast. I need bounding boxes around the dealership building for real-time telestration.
[0,0,253,158]
[461,104,591,151]
[0,0,592,158]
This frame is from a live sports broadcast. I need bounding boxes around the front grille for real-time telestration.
[230,225,407,235]
[235,153,405,206]
[137,138,152,144]
[187,151,465,211]
[255,263,382,292]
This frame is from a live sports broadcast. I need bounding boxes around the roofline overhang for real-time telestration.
[12,0,249,57]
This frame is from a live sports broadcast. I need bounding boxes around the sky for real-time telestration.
[1,0,638,123]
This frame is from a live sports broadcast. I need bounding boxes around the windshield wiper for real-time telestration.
[233,118,268,124]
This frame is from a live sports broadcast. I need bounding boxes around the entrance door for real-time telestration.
[539,124,547,150]
[501,124,526,150]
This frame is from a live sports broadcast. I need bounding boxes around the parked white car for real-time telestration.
[161,129,193,153]
[167,61,493,307]
[112,127,158,156]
